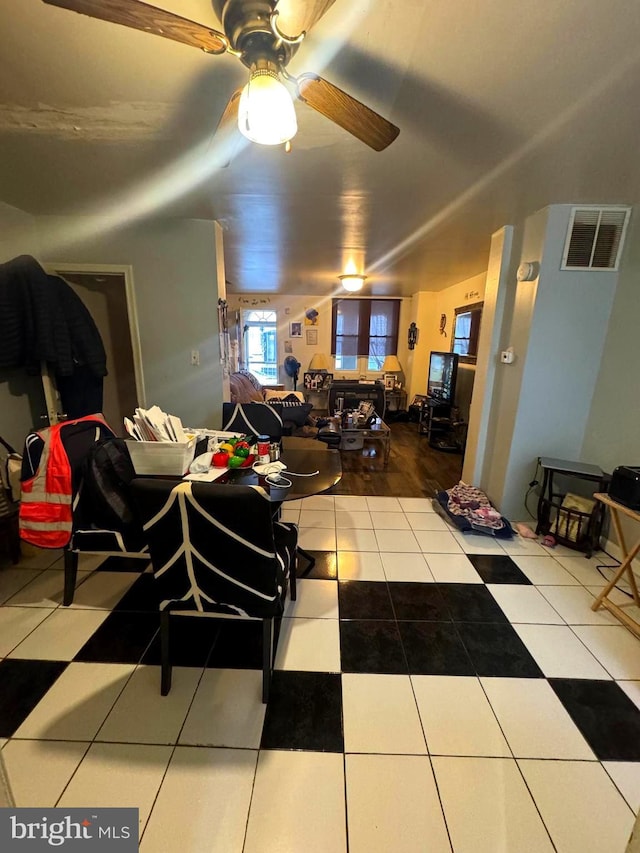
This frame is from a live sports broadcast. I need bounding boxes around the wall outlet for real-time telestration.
[500,349,514,364]
[191,349,200,366]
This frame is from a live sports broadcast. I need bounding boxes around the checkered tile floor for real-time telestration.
[2,494,640,852]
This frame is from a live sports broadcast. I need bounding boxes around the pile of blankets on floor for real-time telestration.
[434,481,514,538]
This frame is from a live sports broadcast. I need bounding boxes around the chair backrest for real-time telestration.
[221,402,283,441]
[131,479,286,618]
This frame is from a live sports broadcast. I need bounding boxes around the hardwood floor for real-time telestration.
[330,421,463,498]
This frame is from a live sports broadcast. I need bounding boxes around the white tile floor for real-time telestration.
[1,495,640,852]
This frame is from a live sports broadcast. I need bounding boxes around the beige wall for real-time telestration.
[406,273,487,419]
[37,216,223,429]
[227,292,413,393]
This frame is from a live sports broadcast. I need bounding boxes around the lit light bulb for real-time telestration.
[339,274,367,292]
[238,70,297,146]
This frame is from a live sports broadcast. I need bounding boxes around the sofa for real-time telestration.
[228,370,339,444]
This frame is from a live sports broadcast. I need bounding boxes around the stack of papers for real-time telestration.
[124,407,187,443]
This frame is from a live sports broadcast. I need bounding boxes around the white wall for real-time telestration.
[472,205,619,518]
[37,216,223,429]
[581,206,640,553]
[0,202,47,449]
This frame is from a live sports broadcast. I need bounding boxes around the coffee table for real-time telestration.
[338,418,391,467]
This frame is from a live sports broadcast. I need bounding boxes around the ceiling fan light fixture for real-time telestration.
[339,273,367,292]
[238,67,297,146]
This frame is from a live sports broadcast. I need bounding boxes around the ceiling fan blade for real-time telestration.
[42,0,229,54]
[275,1,337,37]
[216,89,242,134]
[296,72,399,151]
[213,89,243,167]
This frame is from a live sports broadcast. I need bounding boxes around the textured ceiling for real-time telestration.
[1,1,639,295]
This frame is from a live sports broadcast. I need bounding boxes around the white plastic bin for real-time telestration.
[127,438,196,476]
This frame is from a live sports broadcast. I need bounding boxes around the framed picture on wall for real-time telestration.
[290,322,302,338]
[306,328,318,346]
[304,372,333,391]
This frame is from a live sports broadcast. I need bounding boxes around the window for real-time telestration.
[331,299,400,372]
[242,310,278,382]
[452,302,483,363]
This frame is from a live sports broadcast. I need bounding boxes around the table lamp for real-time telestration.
[309,353,331,371]
[382,355,402,388]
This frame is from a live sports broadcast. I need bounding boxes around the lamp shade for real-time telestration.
[238,69,297,146]
[382,355,402,372]
[309,353,331,370]
[339,274,366,292]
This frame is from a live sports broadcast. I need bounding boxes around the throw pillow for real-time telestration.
[267,399,313,427]
[264,389,305,403]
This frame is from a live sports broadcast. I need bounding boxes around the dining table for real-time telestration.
[216,436,342,501]
[217,436,342,574]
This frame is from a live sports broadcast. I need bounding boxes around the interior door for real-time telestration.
[52,272,139,435]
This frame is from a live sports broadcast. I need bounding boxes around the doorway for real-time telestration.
[45,265,145,434]
[242,310,278,383]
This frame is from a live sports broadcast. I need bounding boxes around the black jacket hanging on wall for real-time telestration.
[0,254,107,417]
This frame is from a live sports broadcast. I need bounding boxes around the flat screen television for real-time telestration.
[427,351,458,404]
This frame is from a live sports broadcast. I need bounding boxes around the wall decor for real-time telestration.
[290,322,302,338]
[306,328,318,346]
[304,307,319,325]
[408,322,418,350]
[284,340,293,353]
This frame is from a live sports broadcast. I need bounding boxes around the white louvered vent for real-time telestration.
[561,206,631,271]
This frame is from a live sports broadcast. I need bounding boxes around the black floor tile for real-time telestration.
[297,550,337,580]
[261,670,343,752]
[0,659,68,737]
[338,580,394,619]
[142,615,220,668]
[340,620,407,674]
[456,622,544,678]
[113,574,160,612]
[437,583,509,623]
[468,554,532,585]
[550,678,640,761]
[74,611,159,664]
[388,582,450,621]
[94,556,151,573]
[398,621,475,676]
[207,620,264,669]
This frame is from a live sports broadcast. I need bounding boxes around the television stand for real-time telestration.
[418,399,466,451]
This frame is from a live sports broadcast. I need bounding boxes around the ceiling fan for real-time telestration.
[41,0,400,151]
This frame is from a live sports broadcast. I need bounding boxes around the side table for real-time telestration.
[591,493,640,639]
[535,457,609,556]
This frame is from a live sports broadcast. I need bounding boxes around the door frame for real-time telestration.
[44,262,146,408]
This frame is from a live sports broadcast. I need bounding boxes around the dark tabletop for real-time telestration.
[217,436,342,500]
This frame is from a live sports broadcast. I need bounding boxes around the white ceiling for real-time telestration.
[1,0,640,295]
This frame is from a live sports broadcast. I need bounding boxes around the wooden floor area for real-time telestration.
[330,421,463,498]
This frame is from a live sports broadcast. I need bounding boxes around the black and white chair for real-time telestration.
[131,478,297,701]
[20,419,149,605]
[221,402,284,441]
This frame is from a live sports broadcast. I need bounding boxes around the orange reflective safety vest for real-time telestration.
[19,414,110,549]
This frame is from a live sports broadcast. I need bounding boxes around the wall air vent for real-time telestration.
[561,206,631,271]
